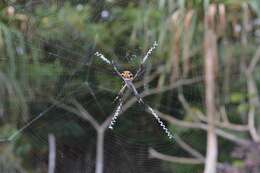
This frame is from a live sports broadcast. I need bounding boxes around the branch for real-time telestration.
[149,148,228,169]
[71,100,100,129]
[53,99,99,130]
[149,148,204,164]
[179,91,248,132]
[248,46,260,73]
[195,109,249,132]
[122,77,202,113]
[175,134,205,159]
[101,114,114,130]
[144,77,203,96]
[157,110,250,146]
[248,105,260,142]
[219,106,229,124]
[246,61,260,142]
[122,87,249,146]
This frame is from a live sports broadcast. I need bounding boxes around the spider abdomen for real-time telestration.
[121,70,134,80]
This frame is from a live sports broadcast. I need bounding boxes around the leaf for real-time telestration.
[230,92,244,103]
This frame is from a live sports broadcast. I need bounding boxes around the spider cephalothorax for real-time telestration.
[121,70,134,80]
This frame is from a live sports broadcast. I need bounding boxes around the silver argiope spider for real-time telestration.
[95,42,175,141]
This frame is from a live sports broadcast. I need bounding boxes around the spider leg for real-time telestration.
[109,97,124,129]
[142,41,158,64]
[124,80,175,141]
[109,80,141,129]
[124,80,143,103]
[110,60,124,80]
[94,52,126,129]
[145,104,175,141]
[133,41,158,79]
[94,52,130,103]
[139,99,175,141]
[94,52,125,80]
[113,84,127,103]
[94,52,111,65]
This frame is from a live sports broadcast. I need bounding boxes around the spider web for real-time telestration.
[0,1,229,173]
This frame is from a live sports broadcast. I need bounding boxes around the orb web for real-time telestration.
[0,1,249,173]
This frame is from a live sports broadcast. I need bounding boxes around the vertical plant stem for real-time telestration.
[95,130,104,173]
[48,134,56,173]
[203,4,218,173]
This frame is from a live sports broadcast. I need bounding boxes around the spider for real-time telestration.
[95,41,175,141]
[118,70,143,103]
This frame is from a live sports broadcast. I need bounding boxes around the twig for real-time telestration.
[248,104,260,142]
[195,109,249,132]
[122,77,202,113]
[72,99,100,130]
[219,106,229,124]
[149,148,204,164]
[175,134,204,159]
[54,99,113,173]
[54,99,99,130]
[121,88,250,146]
[246,51,260,142]
[248,46,260,73]
[157,110,250,146]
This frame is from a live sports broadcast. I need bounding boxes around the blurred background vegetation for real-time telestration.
[0,0,260,173]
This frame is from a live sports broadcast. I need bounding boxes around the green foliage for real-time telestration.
[230,92,244,103]
[0,0,260,173]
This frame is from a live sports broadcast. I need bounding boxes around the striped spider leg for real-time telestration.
[94,52,126,129]
[95,42,175,141]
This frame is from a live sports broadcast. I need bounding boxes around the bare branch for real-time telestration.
[219,106,229,124]
[53,99,99,130]
[122,85,250,146]
[248,105,260,142]
[248,46,260,73]
[149,148,204,165]
[195,110,249,132]
[179,93,248,132]
[122,77,202,112]
[246,59,260,142]
[157,110,250,146]
[175,135,205,159]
